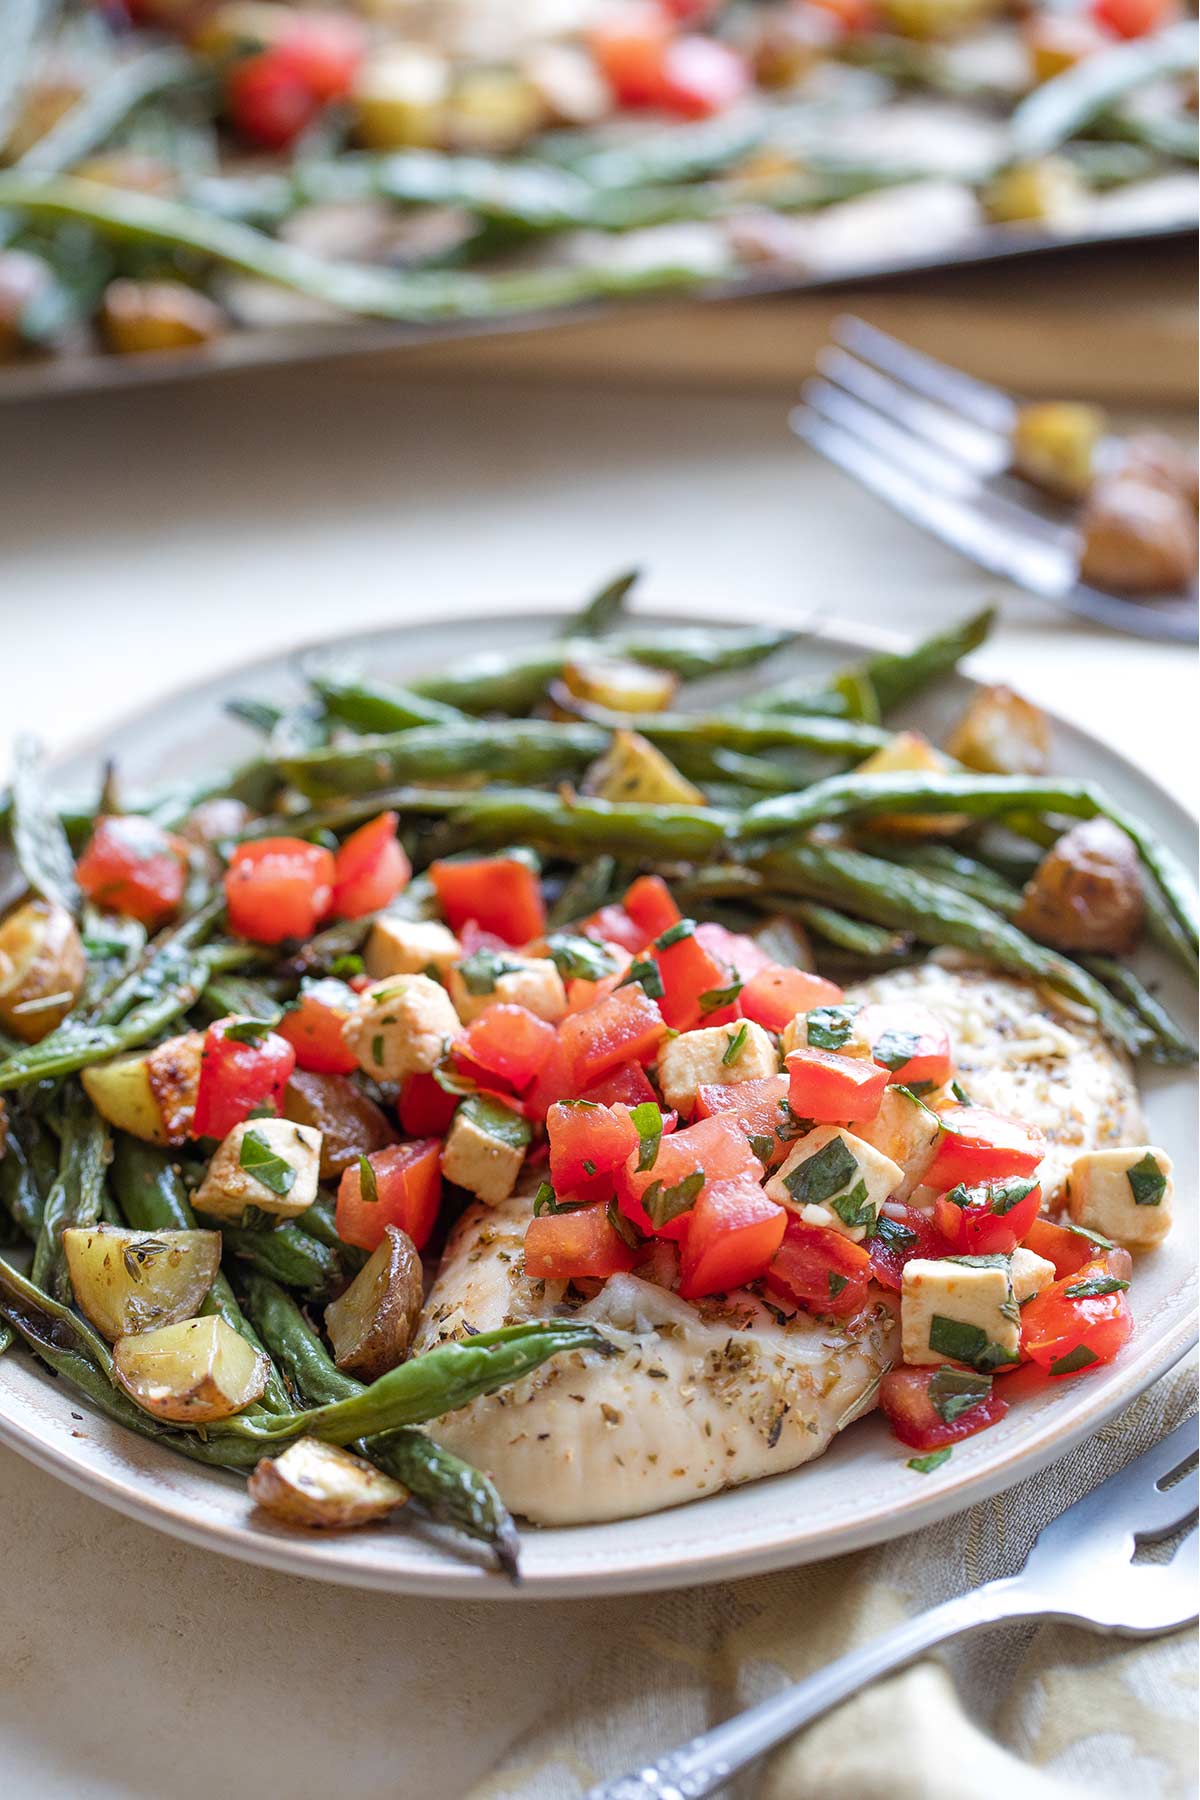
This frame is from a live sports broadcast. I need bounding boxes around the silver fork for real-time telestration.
[588,1415,1198,1800]
[791,315,1197,644]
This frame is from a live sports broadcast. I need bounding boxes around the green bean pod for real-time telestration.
[32,1086,110,1301]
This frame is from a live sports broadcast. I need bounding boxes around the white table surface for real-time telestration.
[0,363,1194,1800]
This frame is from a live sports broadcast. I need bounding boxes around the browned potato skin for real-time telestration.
[284,1071,397,1181]
[1078,474,1198,594]
[100,279,224,355]
[944,684,1051,776]
[146,1030,204,1144]
[1121,433,1199,511]
[325,1225,423,1382]
[1015,818,1145,955]
[0,899,85,1042]
[248,1439,408,1530]
[1011,401,1106,501]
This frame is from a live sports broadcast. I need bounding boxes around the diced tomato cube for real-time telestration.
[458,919,512,956]
[623,874,681,941]
[1022,1214,1116,1280]
[857,1002,953,1088]
[807,0,879,32]
[581,903,646,955]
[398,1071,459,1137]
[463,1003,557,1093]
[192,1017,296,1140]
[277,10,365,99]
[766,1215,873,1318]
[785,1046,888,1123]
[621,1112,759,1239]
[1020,1255,1134,1377]
[524,1204,638,1280]
[678,1178,786,1300]
[430,855,545,947]
[739,964,843,1033]
[559,983,666,1089]
[224,837,335,944]
[565,969,625,1014]
[226,50,322,150]
[330,812,411,919]
[1091,0,1178,37]
[548,1100,640,1193]
[693,1073,791,1166]
[588,5,674,107]
[76,815,187,929]
[693,921,771,981]
[653,922,730,1030]
[879,1365,1009,1451]
[580,1059,658,1109]
[926,1105,1045,1190]
[276,977,359,1075]
[655,34,749,118]
[868,1204,951,1291]
[335,1139,442,1252]
[934,1178,1043,1258]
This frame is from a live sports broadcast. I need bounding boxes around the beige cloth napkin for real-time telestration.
[468,1358,1197,1800]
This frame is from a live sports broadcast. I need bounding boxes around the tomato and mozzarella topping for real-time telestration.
[1065,1145,1174,1247]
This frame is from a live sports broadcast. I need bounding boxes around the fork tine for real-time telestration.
[815,346,1009,476]
[832,315,1016,436]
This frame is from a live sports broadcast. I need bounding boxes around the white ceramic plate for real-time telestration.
[1,609,1195,1598]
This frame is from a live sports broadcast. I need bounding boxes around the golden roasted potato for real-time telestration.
[0,899,85,1043]
[113,1315,268,1422]
[879,0,1000,38]
[1078,473,1198,594]
[64,1225,221,1342]
[522,43,613,126]
[71,152,176,195]
[559,657,679,714]
[248,1439,408,1530]
[283,1070,398,1181]
[81,1029,203,1144]
[325,1225,423,1382]
[177,797,254,848]
[100,280,224,356]
[1011,401,1107,502]
[944,684,1051,776]
[854,731,968,836]
[1024,13,1109,83]
[984,157,1084,225]
[445,67,545,154]
[585,730,705,806]
[352,45,449,149]
[1014,818,1144,954]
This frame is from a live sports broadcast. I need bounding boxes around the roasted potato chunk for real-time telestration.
[81,1029,203,1145]
[585,730,705,806]
[1015,818,1144,954]
[100,279,224,355]
[446,67,545,153]
[560,657,679,714]
[1078,473,1198,594]
[0,899,85,1043]
[1011,401,1107,502]
[944,685,1051,776]
[854,731,968,835]
[324,1224,423,1381]
[64,1225,221,1342]
[984,157,1084,225]
[249,1438,408,1530]
[353,45,449,149]
[283,1070,397,1180]
[113,1315,268,1422]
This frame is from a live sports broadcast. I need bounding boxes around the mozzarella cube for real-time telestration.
[1010,1245,1056,1304]
[441,1095,530,1205]
[764,1124,902,1242]
[1066,1145,1174,1248]
[447,954,567,1026]
[901,1256,1021,1368]
[343,974,461,1080]
[657,1020,778,1117]
[194,1118,321,1222]
[854,1085,942,1201]
[366,915,460,981]
[780,1004,873,1060]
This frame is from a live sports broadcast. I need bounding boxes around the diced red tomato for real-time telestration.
[335,1139,443,1252]
[224,838,335,945]
[653,922,731,1030]
[1023,1214,1117,1280]
[926,1106,1045,1190]
[805,0,879,33]
[559,983,666,1089]
[276,977,359,1075]
[565,968,625,1014]
[398,1072,459,1137]
[524,1205,638,1280]
[693,1073,791,1165]
[739,964,844,1033]
[458,919,512,956]
[1021,1255,1134,1377]
[581,903,647,955]
[785,1046,888,1124]
[226,51,321,149]
[462,1003,557,1092]
[655,34,750,117]
[621,1112,759,1239]
[767,1216,873,1318]
[588,5,675,107]
[1091,0,1178,37]
[694,921,771,981]
[623,874,681,941]
[580,1059,658,1109]
[430,855,545,947]
[660,0,723,20]
[547,1100,640,1192]
[856,1002,953,1089]
[935,1178,1043,1258]
[523,1040,575,1122]
[330,812,410,919]
[879,1366,1009,1450]
[76,815,186,929]
[868,1204,951,1291]
[678,1179,786,1300]
[192,1017,296,1140]
[275,10,365,99]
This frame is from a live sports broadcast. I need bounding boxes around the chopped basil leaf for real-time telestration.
[239,1128,297,1197]
[370,1033,385,1067]
[223,1015,281,1044]
[1061,1220,1116,1251]
[630,1101,664,1173]
[330,953,364,978]
[654,919,695,950]
[1127,1152,1167,1207]
[950,1080,972,1105]
[872,1027,922,1073]
[927,1315,1018,1371]
[748,1133,775,1164]
[928,1366,991,1424]
[722,1023,749,1066]
[700,980,744,1015]
[804,1004,859,1052]
[582,1159,597,1177]
[828,1271,848,1298]
[1065,1275,1130,1298]
[606,1198,644,1250]
[903,1080,935,1098]
[830,1180,876,1231]
[872,1213,918,1252]
[617,956,665,999]
[459,1093,532,1152]
[782,1135,858,1208]
[908,1447,952,1474]
[642,1168,705,1230]
[431,1046,479,1097]
[457,948,522,996]
[533,1182,590,1216]
[1047,1343,1101,1376]
[358,1154,379,1206]
[943,1253,1012,1270]
[776,1099,812,1142]
[942,1176,1036,1217]
[545,933,617,983]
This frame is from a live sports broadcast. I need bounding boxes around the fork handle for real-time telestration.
[588,1576,1035,1800]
